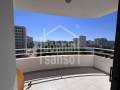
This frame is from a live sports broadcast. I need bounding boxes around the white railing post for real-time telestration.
[93,47,95,55]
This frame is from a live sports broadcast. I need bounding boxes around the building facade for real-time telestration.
[73,38,79,48]
[15,26,27,55]
[27,36,34,48]
[79,36,86,47]
[15,26,26,49]
[87,40,95,47]
[95,38,108,48]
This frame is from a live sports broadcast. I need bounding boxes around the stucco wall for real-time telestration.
[0,0,16,90]
[94,55,113,74]
[16,55,94,73]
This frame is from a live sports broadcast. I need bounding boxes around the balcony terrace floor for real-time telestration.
[24,67,111,90]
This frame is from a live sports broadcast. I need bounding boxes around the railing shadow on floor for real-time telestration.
[24,67,108,85]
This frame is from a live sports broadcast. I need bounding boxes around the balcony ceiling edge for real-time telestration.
[13,0,118,18]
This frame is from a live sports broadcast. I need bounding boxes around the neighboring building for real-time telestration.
[27,36,34,48]
[87,40,95,47]
[39,41,54,48]
[95,38,108,48]
[68,41,74,47]
[79,36,86,47]
[49,41,55,48]
[73,38,79,48]
[34,41,40,48]
[61,41,68,47]
[108,41,115,49]
[15,26,26,49]
[39,41,45,48]
[55,41,62,47]
[15,26,26,55]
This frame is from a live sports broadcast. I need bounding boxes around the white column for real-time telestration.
[0,0,16,90]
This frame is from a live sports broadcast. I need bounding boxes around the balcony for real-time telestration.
[16,47,113,90]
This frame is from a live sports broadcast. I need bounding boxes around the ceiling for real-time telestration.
[13,0,118,18]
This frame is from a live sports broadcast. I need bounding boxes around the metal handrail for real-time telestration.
[15,47,114,58]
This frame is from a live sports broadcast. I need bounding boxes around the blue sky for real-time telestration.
[14,9,117,41]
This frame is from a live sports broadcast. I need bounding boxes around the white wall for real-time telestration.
[0,0,16,90]
[94,55,113,74]
[16,55,94,73]
[16,55,113,74]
